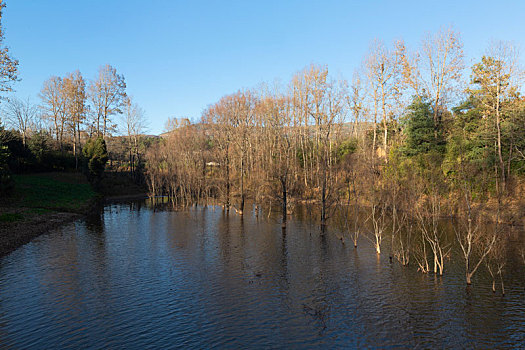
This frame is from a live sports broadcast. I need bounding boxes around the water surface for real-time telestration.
[0,202,524,348]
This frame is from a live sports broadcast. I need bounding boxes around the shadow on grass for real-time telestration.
[10,172,97,212]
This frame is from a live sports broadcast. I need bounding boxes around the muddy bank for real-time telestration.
[0,172,104,258]
[0,209,81,257]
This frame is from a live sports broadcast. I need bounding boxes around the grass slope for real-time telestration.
[0,172,98,255]
[1,173,97,218]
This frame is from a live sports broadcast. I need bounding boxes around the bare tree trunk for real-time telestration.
[281,176,287,226]
[499,270,505,295]
[320,165,327,228]
[466,271,472,285]
[372,89,378,157]
[381,81,388,157]
[225,150,230,212]
[496,90,505,190]
[240,156,245,215]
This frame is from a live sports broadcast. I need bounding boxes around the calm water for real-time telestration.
[0,201,524,349]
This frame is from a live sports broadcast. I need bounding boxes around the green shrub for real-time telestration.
[82,137,108,183]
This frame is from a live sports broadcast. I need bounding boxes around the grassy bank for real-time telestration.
[0,172,99,256]
[9,173,97,213]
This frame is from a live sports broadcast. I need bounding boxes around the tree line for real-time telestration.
[1,64,148,185]
[2,64,151,181]
[0,1,149,191]
[145,27,525,289]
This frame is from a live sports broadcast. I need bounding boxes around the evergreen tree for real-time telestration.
[82,137,108,183]
[402,96,445,157]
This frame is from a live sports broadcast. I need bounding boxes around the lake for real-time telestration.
[0,201,524,348]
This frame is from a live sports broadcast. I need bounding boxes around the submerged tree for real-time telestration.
[451,138,497,285]
[454,189,496,285]
[385,148,415,266]
[294,64,346,227]
[338,139,361,247]
[257,92,294,224]
[399,96,448,273]
[485,228,506,294]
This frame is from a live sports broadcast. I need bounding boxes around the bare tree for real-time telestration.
[89,64,127,138]
[145,142,166,198]
[365,39,407,157]
[364,162,387,254]
[296,65,346,227]
[121,96,147,176]
[257,92,294,224]
[485,229,506,294]
[417,27,464,128]
[348,71,366,139]
[202,98,235,211]
[368,200,387,255]
[160,118,206,207]
[386,151,416,266]
[230,90,256,215]
[3,97,37,145]
[63,70,87,168]
[40,76,67,149]
[393,211,412,266]
[453,156,497,285]
[415,192,449,275]
[455,193,496,285]
[291,69,312,188]
[340,151,364,248]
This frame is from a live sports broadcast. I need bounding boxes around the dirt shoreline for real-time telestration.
[0,192,150,258]
[0,210,82,257]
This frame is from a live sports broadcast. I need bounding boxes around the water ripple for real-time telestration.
[0,203,523,348]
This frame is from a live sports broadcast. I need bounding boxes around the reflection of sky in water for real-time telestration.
[0,202,523,348]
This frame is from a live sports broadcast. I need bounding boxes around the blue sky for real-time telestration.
[3,0,525,134]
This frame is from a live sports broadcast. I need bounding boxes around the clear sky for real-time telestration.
[3,0,525,134]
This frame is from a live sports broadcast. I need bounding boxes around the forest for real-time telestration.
[144,28,525,289]
[1,20,525,290]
